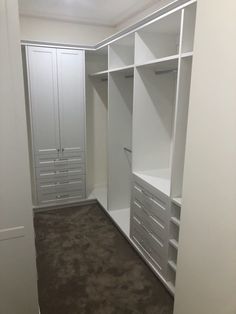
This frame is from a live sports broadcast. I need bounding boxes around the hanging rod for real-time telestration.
[101,78,108,82]
[125,75,134,79]
[123,147,132,153]
[155,69,177,75]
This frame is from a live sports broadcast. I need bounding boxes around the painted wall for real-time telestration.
[174,0,236,313]
[0,1,39,313]
[20,15,115,46]
[115,0,175,31]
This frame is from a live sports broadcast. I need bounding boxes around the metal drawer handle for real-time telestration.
[149,197,165,211]
[57,194,69,199]
[134,201,142,208]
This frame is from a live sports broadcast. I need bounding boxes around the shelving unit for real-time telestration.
[85,0,197,297]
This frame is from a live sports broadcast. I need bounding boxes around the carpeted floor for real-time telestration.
[34,203,174,314]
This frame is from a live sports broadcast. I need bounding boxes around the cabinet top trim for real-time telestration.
[21,0,196,52]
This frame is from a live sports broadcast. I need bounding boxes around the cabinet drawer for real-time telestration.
[133,183,168,223]
[38,189,85,204]
[37,176,85,193]
[60,148,84,159]
[131,217,164,273]
[35,152,85,168]
[36,165,85,182]
[132,199,166,241]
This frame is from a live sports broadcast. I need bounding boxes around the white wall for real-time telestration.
[0,1,39,313]
[174,0,236,314]
[115,0,175,31]
[20,15,115,46]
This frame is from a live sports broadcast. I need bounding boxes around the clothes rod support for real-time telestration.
[123,147,132,153]
[155,69,177,75]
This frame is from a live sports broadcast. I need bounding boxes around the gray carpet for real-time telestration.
[34,203,173,314]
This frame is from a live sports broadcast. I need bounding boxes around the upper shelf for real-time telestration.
[89,70,108,80]
[136,54,179,71]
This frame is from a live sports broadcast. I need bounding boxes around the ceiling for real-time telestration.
[18,0,161,27]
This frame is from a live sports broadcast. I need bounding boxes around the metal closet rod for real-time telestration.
[100,74,133,81]
[155,68,177,75]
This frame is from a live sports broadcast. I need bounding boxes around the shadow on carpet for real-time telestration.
[34,203,173,314]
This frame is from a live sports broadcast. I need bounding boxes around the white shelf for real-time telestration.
[133,169,171,196]
[170,216,180,227]
[89,70,108,79]
[181,51,193,58]
[172,197,182,207]
[169,238,179,250]
[168,260,177,272]
[89,186,108,211]
[136,54,179,71]
[110,208,130,237]
[109,64,134,75]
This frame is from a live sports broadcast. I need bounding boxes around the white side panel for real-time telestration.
[0,0,39,312]
[174,0,236,313]
[57,49,85,154]
[27,46,60,156]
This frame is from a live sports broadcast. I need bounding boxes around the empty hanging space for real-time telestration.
[108,68,134,236]
[86,48,108,210]
[135,10,182,66]
[109,34,135,71]
[133,63,178,197]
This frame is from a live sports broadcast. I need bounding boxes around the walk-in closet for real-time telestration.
[3,0,235,313]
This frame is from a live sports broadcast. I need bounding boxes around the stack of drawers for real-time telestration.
[130,174,170,276]
[35,150,86,205]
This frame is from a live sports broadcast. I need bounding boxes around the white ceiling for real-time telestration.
[18,0,161,27]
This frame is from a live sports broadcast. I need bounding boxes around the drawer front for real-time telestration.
[132,199,166,241]
[35,152,85,168]
[38,189,85,204]
[37,177,85,204]
[133,183,168,223]
[131,217,164,273]
[36,165,85,183]
[37,176,85,193]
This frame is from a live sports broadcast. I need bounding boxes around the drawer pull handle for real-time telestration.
[59,170,68,173]
[57,194,69,199]
[134,201,142,208]
[149,197,165,210]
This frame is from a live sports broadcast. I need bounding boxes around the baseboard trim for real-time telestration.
[33,199,97,213]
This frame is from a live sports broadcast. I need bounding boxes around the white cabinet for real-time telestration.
[26,46,86,205]
[27,47,60,158]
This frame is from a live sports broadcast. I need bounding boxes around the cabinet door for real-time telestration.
[57,49,85,156]
[27,46,60,160]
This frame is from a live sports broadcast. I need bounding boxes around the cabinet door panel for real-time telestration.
[27,46,60,156]
[57,49,85,154]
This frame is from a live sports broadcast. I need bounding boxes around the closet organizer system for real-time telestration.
[23,0,196,295]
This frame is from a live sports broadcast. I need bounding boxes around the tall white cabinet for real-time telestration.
[25,46,86,205]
